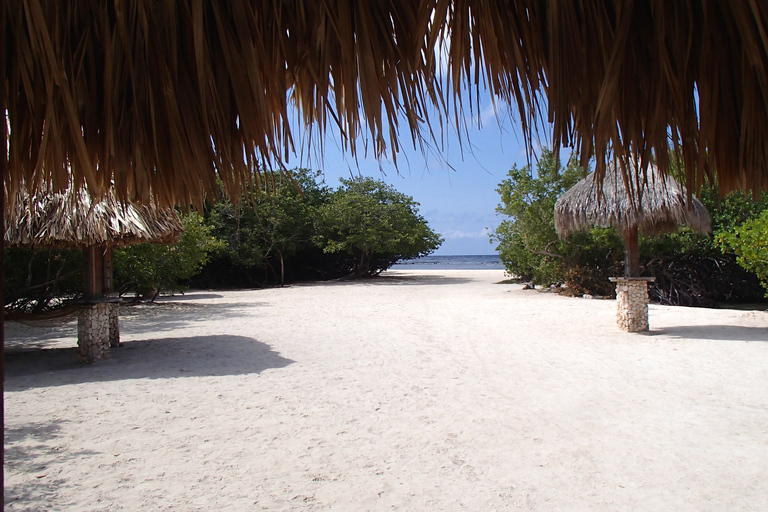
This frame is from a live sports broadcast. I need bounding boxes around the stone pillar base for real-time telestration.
[109,302,121,347]
[78,303,112,363]
[609,277,655,332]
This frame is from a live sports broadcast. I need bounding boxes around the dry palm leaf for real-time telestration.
[5,185,183,248]
[4,1,768,210]
[554,160,711,237]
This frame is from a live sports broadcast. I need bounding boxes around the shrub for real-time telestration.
[317,177,443,277]
[114,213,223,300]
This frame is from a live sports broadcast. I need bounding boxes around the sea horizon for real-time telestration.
[393,254,505,270]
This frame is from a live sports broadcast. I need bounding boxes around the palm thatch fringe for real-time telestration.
[5,186,183,249]
[554,161,711,237]
[4,1,768,207]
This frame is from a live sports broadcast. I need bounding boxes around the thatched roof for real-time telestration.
[554,161,711,237]
[4,1,768,207]
[5,186,183,249]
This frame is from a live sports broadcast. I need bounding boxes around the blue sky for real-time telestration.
[293,100,537,256]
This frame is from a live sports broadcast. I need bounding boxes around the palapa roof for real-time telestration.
[4,1,768,207]
[5,186,183,249]
[554,161,711,238]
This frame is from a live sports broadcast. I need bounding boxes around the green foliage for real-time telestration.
[717,210,768,296]
[205,168,330,284]
[5,169,444,306]
[317,177,443,276]
[492,148,768,304]
[197,169,442,284]
[491,149,623,288]
[114,213,223,299]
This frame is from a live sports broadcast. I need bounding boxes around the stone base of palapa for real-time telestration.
[109,302,121,347]
[77,299,121,363]
[609,277,655,332]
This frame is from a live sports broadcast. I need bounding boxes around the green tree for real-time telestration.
[491,149,623,289]
[717,210,768,296]
[114,213,223,300]
[491,149,768,304]
[317,177,443,277]
[205,168,330,285]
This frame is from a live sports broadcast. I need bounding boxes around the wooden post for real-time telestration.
[2,48,7,503]
[103,247,121,347]
[102,247,114,293]
[1,132,5,509]
[82,245,104,299]
[623,225,640,277]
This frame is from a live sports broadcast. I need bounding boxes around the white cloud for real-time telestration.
[443,227,491,239]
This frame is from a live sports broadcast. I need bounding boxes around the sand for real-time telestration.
[4,269,768,511]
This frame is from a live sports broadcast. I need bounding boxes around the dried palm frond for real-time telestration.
[4,1,441,209]
[554,160,711,237]
[5,185,183,248]
[444,0,768,195]
[4,1,768,209]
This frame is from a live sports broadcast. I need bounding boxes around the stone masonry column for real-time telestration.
[108,301,121,348]
[609,277,656,332]
[77,302,112,363]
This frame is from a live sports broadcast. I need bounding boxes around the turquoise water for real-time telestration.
[393,254,504,270]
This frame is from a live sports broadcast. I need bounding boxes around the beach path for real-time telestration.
[5,269,768,510]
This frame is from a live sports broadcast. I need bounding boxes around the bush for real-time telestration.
[316,177,443,277]
[113,213,223,299]
[201,169,330,286]
[717,209,768,297]
[4,247,83,313]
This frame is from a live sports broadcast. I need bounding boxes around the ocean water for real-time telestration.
[393,254,505,270]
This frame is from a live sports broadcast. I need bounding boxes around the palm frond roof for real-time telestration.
[554,160,711,237]
[5,186,183,249]
[4,1,768,207]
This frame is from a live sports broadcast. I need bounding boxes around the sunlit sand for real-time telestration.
[5,269,768,510]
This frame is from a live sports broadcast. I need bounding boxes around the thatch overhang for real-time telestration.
[3,1,768,207]
[5,187,183,249]
[554,161,711,238]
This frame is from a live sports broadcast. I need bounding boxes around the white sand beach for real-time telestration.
[4,269,768,510]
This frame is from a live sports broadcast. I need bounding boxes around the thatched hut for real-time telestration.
[555,160,711,331]
[4,186,183,363]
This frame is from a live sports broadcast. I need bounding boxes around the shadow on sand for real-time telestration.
[154,292,225,301]
[4,419,99,508]
[653,325,767,342]
[4,299,268,350]
[5,334,294,391]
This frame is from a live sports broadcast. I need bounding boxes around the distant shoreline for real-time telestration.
[393,254,504,270]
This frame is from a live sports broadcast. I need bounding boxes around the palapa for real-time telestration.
[554,161,711,239]
[2,1,768,496]
[4,186,184,365]
[5,187,183,249]
[554,160,711,332]
[555,159,710,278]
